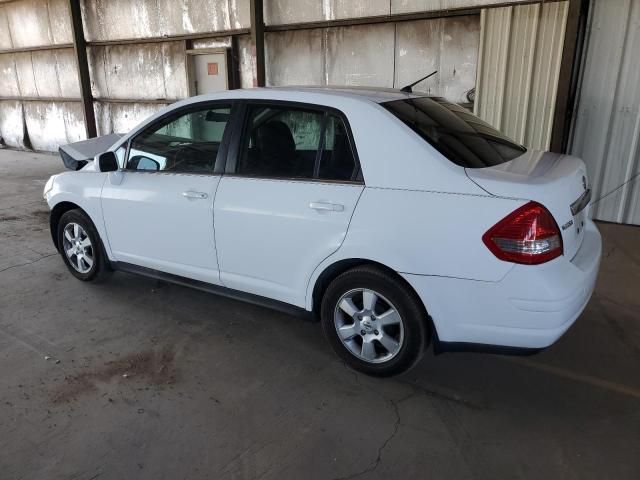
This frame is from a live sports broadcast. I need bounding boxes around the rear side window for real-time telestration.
[318,115,358,181]
[383,97,526,168]
[237,104,359,182]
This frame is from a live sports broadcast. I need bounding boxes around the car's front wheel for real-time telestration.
[321,265,429,376]
[57,209,111,282]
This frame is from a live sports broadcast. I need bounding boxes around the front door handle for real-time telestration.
[309,201,344,212]
[182,191,208,200]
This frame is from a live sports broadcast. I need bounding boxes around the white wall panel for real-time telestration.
[395,16,479,103]
[0,0,72,49]
[88,42,188,101]
[0,100,26,148]
[265,16,479,103]
[82,0,250,41]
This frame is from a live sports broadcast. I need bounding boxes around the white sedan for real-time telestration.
[44,87,601,376]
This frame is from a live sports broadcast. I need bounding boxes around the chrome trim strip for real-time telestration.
[570,188,591,216]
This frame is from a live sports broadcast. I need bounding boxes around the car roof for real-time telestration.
[267,86,424,103]
[189,86,426,105]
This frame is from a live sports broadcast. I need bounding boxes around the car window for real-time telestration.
[383,97,526,168]
[317,114,357,181]
[127,105,231,173]
[237,105,359,182]
[238,106,324,179]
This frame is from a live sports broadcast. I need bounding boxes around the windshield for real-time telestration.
[383,97,526,168]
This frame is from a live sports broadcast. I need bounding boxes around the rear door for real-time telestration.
[213,102,364,306]
[101,102,234,284]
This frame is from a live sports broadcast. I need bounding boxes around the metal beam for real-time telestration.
[550,0,590,153]
[94,98,173,105]
[250,0,265,87]
[263,0,567,32]
[69,0,97,139]
[264,9,479,32]
[0,96,81,102]
[0,44,74,55]
[87,29,249,47]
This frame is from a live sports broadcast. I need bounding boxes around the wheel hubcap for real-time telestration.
[334,288,404,364]
[62,223,94,274]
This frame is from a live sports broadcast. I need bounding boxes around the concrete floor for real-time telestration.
[0,149,639,480]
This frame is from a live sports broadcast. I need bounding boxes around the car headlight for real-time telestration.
[43,175,56,199]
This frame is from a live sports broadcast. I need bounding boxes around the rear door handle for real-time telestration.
[309,202,344,212]
[182,191,208,200]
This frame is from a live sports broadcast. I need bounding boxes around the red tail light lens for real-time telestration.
[482,201,563,265]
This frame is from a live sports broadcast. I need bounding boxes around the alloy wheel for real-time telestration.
[62,222,94,274]
[334,288,404,363]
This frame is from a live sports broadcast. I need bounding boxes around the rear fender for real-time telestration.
[305,187,525,310]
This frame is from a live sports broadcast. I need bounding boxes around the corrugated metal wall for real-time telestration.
[569,0,640,225]
[474,1,568,150]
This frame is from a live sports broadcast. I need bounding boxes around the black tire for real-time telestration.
[320,265,429,377]
[57,209,112,282]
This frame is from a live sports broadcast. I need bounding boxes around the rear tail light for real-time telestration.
[482,201,563,265]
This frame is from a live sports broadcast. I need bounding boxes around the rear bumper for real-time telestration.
[402,220,602,349]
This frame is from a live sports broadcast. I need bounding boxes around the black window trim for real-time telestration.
[122,100,240,176]
[223,99,364,185]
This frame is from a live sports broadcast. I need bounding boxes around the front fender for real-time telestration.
[46,171,113,260]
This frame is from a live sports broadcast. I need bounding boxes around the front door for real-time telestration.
[214,102,364,306]
[101,102,233,284]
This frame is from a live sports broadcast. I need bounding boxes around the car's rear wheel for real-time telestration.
[321,265,429,376]
[58,209,111,282]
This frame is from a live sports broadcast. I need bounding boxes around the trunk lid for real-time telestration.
[466,150,591,260]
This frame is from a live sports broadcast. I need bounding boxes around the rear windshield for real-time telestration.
[383,97,526,168]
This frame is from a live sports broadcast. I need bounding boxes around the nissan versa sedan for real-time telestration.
[44,87,601,376]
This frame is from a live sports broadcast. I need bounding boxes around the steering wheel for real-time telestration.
[166,144,208,172]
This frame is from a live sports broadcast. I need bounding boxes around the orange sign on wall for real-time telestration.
[207,63,219,76]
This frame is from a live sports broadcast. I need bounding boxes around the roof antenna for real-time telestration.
[400,71,438,93]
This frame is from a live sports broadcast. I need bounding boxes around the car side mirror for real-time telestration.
[96,151,119,172]
[128,155,160,171]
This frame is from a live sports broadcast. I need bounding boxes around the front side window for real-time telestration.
[383,97,526,168]
[127,104,231,173]
[237,104,359,182]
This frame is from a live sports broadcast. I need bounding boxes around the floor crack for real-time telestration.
[331,393,413,480]
[0,253,56,274]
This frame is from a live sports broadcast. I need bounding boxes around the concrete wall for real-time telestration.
[81,0,250,41]
[265,16,480,103]
[0,100,26,148]
[89,42,188,100]
[0,0,73,49]
[94,102,168,137]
